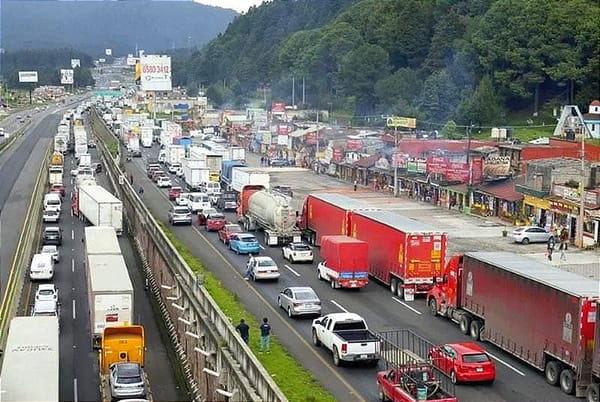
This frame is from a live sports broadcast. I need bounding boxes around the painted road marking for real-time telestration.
[487,351,526,376]
[330,300,350,313]
[392,297,422,315]
[284,264,301,277]
[72,299,76,320]
[71,229,74,240]
[71,259,75,273]
[73,378,78,402]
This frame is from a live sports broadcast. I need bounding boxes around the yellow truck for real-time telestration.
[50,151,64,167]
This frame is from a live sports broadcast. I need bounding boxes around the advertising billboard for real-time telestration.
[18,71,38,83]
[140,55,172,91]
[60,69,74,85]
[386,116,417,129]
[126,56,138,66]
[271,102,286,113]
[105,48,112,56]
[71,59,81,68]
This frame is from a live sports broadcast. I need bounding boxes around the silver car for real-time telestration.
[109,363,147,400]
[511,226,555,244]
[277,286,322,318]
[168,206,192,225]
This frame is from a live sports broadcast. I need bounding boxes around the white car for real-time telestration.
[35,284,59,303]
[248,256,281,281]
[70,167,79,176]
[175,192,190,206]
[176,167,184,178]
[41,245,60,263]
[282,242,314,263]
[43,209,60,223]
[167,163,181,174]
[157,176,172,188]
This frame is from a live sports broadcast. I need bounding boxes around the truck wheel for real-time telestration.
[459,315,472,335]
[469,320,482,341]
[390,278,398,295]
[330,279,336,289]
[586,384,599,402]
[428,298,438,316]
[545,361,561,386]
[560,368,575,395]
[312,329,321,346]
[377,383,388,401]
[332,346,341,366]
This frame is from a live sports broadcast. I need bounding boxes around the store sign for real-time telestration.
[306,131,318,145]
[386,116,417,129]
[60,69,74,85]
[345,139,363,151]
[425,156,483,183]
[332,148,344,162]
[553,184,599,205]
[140,55,172,91]
[277,125,289,135]
[484,156,511,176]
[18,71,38,83]
[392,152,408,168]
[272,102,286,113]
[407,158,427,174]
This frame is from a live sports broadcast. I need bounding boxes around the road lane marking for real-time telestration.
[72,300,76,320]
[486,351,526,376]
[73,378,78,402]
[284,264,301,277]
[392,297,423,315]
[71,229,74,240]
[71,259,75,273]
[330,300,350,313]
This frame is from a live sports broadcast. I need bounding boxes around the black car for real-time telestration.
[269,158,291,167]
[43,227,63,246]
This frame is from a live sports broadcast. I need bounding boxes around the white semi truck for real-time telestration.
[77,184,123,234]
[141,126,153,147]
[181,158,210,191]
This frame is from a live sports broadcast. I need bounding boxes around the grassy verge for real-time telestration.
[159,223,335,402]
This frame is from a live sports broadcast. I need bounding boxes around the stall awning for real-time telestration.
[476,180,523,202]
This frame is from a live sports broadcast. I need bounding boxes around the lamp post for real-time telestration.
[577,123,586,248]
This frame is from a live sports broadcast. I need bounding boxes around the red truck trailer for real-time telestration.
[317,235,369,289]
[298,192,376,246]
[427,251,599,398]
[586,301,600,402]
[350,210,446,301]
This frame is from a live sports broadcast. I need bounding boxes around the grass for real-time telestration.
[159,223,336,402]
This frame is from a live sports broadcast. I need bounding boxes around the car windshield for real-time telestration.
[45,229,60,235]
[294,290,317,300]
[240,236,257,243]
[42,246,57,253]
[192,195,207,202]
[462,353,490,363]
[257,259,276,267]
[174,208,189,214]
[227,225,242,232]
[209,213,225,219]
[38,289,55,296]
[47,200,60,205]
[293,244,310,251]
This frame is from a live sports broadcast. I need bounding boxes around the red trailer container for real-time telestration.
[427,252,599,398]
[317,235,369,289]
[350,210,446,301]
[586,302,600,401]
[298,192,376,246]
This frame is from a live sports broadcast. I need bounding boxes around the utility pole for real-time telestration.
[577,123,586,248]
[315,110,319,173]
[291,76,295,107]
[393,127,399,197]
[302,77,305,106]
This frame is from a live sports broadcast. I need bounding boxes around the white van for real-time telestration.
[187,192,211,213]
[203,181,221,195]
[29,253,55,280]
[43,193,62,212]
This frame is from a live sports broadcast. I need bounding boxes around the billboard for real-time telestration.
[425,156,484,183]
[105,48,112,56]
[483,155,511,177]
[60,69,74,85]
[18,71,38,83]
[99,58,106,63]
[126,56,138,66]
[271,102,286,113]
[140,55,172,91]
[71,59,81,68]
[386,116,417,129]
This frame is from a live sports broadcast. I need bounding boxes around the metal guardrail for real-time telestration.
[92,110,287,402]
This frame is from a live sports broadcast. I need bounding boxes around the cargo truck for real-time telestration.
[50,151,64,167]
[587,302,600,402]
[87,253,134,349]
[76,184,123,234]
[165,144,185,167]
[181,158,210,191]
[128,136,142,157]
[238,185,300,245]
[0,316,59,402]
[54,134,68,153]
[427,251,599,397]
[48,165,63,185]
[317,235,369,289]
[351,210,446,301]
[84,226,121,256]
[221,160,246,188]
[298,192,377,246]
[228,146,245,161]
[141,126,153,147]
[231,166,270,193]
[375,329,457,402]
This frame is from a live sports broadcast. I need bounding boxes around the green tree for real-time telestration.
[442,120,461,139]
[455,76,504,126]
[418,70,458,124]
[336,44,389,106]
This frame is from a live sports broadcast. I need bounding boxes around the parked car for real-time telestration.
[41,244,60,263]
[277,286,321,317]
[282,242,313,263]
[269,158,291,167]
[247,256,280,281]
[229,233,260,255]
[88,141,97,148]
[168,186,183,201]
[157,176,172,188]
[43,209,60,223]
[50,183,65,197]
[147,165,161,178]
[428,342,496,384]
[175,167,184,178]
[197,207,218,225]
[206,212,226,231]
[92,162,103,173]
[109,362,147,400]
[168,206,192,226]
[42,227,62,245]
[35,284,59,303]
[511,226,555,244]
[218,224,243,244]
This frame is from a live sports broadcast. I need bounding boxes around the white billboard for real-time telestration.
[71,59,81,68]
[19,71,38,83]
[61,69,74,85]
[126,56,139,66]
[99,58,106,63]
[140,55,172,91]
[105,48,112,56]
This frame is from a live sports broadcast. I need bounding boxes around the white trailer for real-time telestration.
[128,136,141,156]
[231,167,271,193]
[78,185,123,234]
[54,134,68,154]
[48,166,63,185]
[182,158,210,191]
[141,126,153,147]
[84,226,121,255]
[0,316,59,402]
[87,254,134,349]
[166,144,185,166]
[228,146,246,161]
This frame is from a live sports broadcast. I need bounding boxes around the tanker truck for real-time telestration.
[237,185,301,246]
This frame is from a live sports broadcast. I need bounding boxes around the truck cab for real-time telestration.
[426,254,463,316]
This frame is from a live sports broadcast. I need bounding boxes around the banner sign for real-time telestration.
[426,156,483,183]
[18,71,38,83]
[407,158,427,174]
[271,102,286,113]
[386,116,417,129]
[392,152,409,168]
[345,139,363,151]
[306,131,318,145]
[71,59,81,68]
[483,155,511,177]
[140,55,172,91]
[277,125,289,135]
[60,69,74,85]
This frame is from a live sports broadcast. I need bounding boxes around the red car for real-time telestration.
[197,208,218,226]
[169,186,183,201]
[206,212,226,232]
[50,183,65,197]
[428,342,495,384]
[218,224,243,244]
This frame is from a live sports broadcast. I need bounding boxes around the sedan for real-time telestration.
[41,245,60,263]
[109,362,147,400]
[229,233,260,255]
[43,209,60,223]
[168,206,192,226]
[198,207,218,225]
[157,177,172,188]
[169,186,183,201]
[282,242,313,263]
[429,342,496,384]
[206,212,226,231]
[269,158,291,167]
[218,224,243,244]
[175,192,190,206]
[277,286,321,318]
[167,163,181,174]
[248,256,280,281]
[151,170,167,182]
[511,226,555,244]
[36,284,59,303]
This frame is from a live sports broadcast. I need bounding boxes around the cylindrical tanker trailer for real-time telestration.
[238,185,301,246]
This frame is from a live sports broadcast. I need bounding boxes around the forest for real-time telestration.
[174,0,599,128]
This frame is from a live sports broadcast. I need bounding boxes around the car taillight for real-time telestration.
[341,343,347,353]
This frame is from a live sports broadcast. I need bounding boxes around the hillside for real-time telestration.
[2,0,237,56]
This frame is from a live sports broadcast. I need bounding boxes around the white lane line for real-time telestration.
[486,351,526,376]
[71,259,75,273]
[72,300,76,320]
[392,297,423,315]
[71,229,74,240]
[73,377,78,402]
[284,264,301,277]
[330,300,350,313]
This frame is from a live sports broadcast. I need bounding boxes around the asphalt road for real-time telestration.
[123,142,579,402]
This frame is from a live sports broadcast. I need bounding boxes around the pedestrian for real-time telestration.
[353,180,358,191]
[259,317,271,353]
[560,227,568,250]
[547,235,556,261]
[129,174,134,185]
[243,254,255,280]
[559,242,567,262]
[236,318,250,344]
[138,186,144,199]
[260,156,264,166]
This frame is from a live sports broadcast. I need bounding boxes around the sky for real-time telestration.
[193,0,269,13]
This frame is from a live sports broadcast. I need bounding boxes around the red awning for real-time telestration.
[477,180,523,202]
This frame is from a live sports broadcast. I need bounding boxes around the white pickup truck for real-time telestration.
[311,312,380,366]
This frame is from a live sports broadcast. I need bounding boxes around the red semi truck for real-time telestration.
[587,302,600,402]
[427,251,599,398]
[317,235,369,289]
[351,210,446,301]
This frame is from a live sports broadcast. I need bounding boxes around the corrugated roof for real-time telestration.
[476,180,523,202]
[354,153,381,168]
[311,193,376,210]
[355,210,445,235]
[466,252,600,297]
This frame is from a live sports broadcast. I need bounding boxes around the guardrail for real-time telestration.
[92,110,287,402]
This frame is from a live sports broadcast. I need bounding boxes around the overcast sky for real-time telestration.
[193,0,269,13]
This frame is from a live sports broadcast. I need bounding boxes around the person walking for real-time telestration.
[559,242,567,262]
[236,318,250,344]
[243,254,255,280]
[259,317,271,353]
[547,235,556,261]
[138,186,144,199]
[353,180,358,191]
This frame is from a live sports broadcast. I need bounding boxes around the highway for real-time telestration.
[123,141,578,402]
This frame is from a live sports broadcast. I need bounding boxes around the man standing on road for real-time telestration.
[236,319,250,344]
[243,254,255,280]
[259,317,271,353]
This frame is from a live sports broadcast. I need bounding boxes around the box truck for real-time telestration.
[165,144,185,166]
[141,126,153,147]
[587,302,600,401]
[84,226,121,256]
[231,167,270,193]
[221,160,246,188]
[181,158,210,191]
[77,184,123,234]
[317,235,369,289]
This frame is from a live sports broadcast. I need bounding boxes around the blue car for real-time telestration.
[229,233,260,255]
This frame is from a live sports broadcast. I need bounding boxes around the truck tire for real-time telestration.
[332,346,341,366]
[545,361,561,386]
[586,384,599,402]
[459,315,471,335]
[469,320,482,341]
[377,383,388,401]
[390,278,398,295]
[330,279,337,289]
[312,329,321,347]
[428,298,438,316]
[560,368,575,395]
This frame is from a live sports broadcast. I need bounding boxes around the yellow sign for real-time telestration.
[523,195,551,210]
[386,116,417,129]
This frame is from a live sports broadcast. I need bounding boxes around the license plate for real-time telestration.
[476,367,483,372]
